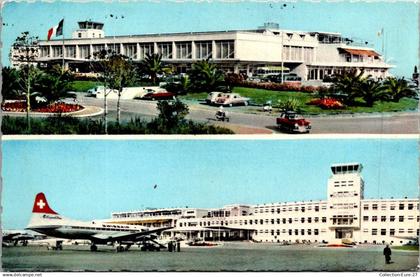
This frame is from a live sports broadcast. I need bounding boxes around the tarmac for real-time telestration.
[2,242,419,272]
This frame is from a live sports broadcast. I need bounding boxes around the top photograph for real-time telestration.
[2,1,419,135]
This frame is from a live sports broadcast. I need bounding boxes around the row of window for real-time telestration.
[112,210,182,218]
[363,215,419,222]
[363,203,417,211]
[282,46,314,63]
[366,228,419,236]
[40,40,235,60]
[257,229,325,236]
[69,226,135,232]
[254,205,327,214]
[178,217,328,227]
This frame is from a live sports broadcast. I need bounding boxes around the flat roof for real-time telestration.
[41,27,340,43]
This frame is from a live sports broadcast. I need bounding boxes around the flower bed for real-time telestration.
[239,81,321,93]
[308,98,344,109]
[2,101,83,113]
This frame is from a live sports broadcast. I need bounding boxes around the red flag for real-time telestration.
[47,19,64,41]
[47,27,55,41]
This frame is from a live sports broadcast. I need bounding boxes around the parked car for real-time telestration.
[276,111,311,133]
[142,89,176,100]
[215,93,250,107]
[247,76,262,83]
[206,91,225,104]
[87,86,105,96]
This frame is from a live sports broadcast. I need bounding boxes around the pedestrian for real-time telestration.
[383,244,392,264]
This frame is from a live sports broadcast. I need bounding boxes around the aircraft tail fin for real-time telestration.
[32,192,58,215]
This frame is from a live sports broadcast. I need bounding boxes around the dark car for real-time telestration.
[142,89,176,101]
[276,111,311,133]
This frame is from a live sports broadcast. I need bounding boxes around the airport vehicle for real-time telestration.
[276,111,311,133]
[26,193,172,252]
[215,93,250,107]
[141,89,176,100]
[2,230,35,246]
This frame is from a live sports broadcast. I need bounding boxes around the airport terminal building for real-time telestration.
[11,21,392,84]
[106,163,419,246]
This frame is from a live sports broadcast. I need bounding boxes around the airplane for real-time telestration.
[26,192,172,252]
[2,230,36,247]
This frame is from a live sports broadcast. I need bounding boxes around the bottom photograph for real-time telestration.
[2,137,419,272]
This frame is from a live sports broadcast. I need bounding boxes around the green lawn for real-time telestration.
[392,245,419,251]
[69,80,157,92]
[69,80,102,92]
[179,87,418,115]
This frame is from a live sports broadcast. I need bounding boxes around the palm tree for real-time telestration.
[141,53,164,85]
[382,77,416,102]
[330,69,365,105]
[189,59,225,92]
[356,78,384,107]
[36,65,75,105]
[2,67,22,102]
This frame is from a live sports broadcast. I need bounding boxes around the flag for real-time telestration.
[47,19,64,40]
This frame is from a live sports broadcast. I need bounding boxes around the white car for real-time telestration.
[215,93,250,107]
[87,86,105,96]
[206,91,225,104]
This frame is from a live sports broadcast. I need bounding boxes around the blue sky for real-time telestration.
[2,138,418,229]
[2,1,418,77]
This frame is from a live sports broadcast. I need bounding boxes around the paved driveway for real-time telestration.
[77,96,419,134]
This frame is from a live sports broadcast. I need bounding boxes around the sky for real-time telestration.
[2,138,418,229]
[1,1,419,77]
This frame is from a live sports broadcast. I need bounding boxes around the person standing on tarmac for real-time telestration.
[383,244,392,264]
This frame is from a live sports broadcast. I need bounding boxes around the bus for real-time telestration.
[254,66,290,79]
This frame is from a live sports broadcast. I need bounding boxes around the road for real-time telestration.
[77,96,419,134]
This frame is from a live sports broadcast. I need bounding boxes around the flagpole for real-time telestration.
[62,18,65,69]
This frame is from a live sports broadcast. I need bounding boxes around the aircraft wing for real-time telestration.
[390,235,418,241]
[91,227,173,243]
[3,233,20,241]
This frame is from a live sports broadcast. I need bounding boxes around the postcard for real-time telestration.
[1,0,418,135]
[1,0,419,274]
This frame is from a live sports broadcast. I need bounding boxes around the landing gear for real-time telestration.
[90,244,97,252]
[115,244,131,252]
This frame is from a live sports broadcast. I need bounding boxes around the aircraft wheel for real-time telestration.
[90,244,98,252]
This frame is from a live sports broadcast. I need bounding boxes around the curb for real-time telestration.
[2,106,104,118]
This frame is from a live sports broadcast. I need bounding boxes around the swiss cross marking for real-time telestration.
[37,199,46,209]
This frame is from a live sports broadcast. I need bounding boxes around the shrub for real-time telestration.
[1,115,234,135]
[276,98,302,112]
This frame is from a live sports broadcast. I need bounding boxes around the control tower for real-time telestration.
[72,21,105,39]
[326,163,364,243]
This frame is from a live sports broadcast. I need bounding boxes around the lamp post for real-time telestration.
[281,31,284,83]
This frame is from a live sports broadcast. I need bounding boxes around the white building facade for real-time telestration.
[11,21,392,83]
[107,163,418,246]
